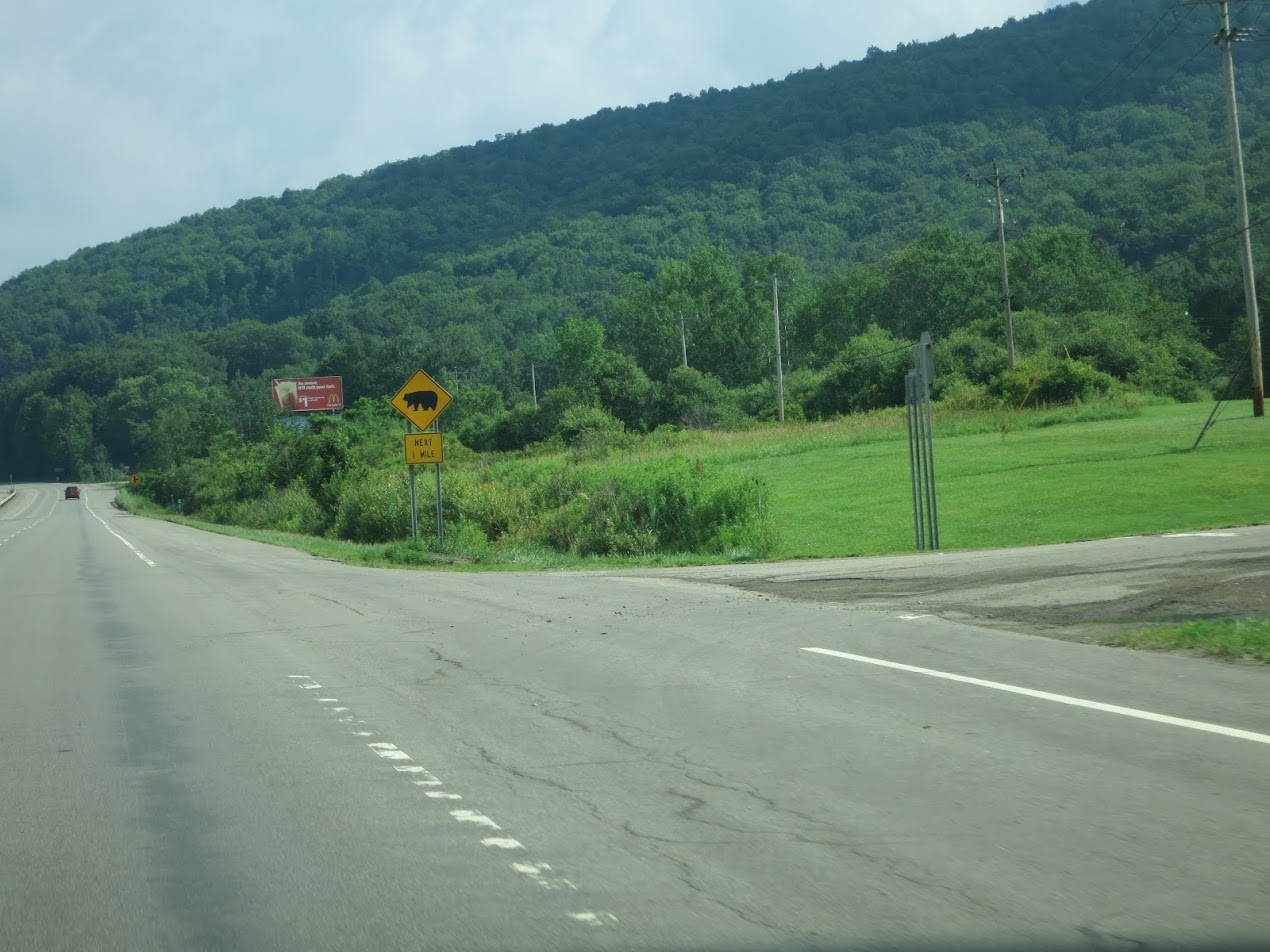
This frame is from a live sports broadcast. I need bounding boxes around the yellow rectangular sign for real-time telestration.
[404,432,444,465]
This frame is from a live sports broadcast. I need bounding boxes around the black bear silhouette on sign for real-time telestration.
[403,390,439,411]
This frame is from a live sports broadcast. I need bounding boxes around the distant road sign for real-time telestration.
[390,369,452,431]
[404,433,444,465]
[129,473,140,486]
[272,376,344,413]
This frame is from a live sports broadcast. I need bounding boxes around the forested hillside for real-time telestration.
[1,0,1266,482]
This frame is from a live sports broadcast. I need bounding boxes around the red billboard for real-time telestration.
[272,377,344,413]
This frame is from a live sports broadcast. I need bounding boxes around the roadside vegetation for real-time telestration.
[1106,617,1270,664]
[122,397,1266,567]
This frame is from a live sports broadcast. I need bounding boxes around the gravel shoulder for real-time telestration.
[642,527,1270,650]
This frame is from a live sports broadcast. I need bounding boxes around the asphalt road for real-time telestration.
[2,483,1268,951]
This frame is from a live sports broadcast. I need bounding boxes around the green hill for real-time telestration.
[0,0,1265,479]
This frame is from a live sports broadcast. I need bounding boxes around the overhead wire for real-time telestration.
[1076,2,1188,111]
[1035,209,1270,299]
[1074,29,1214,147]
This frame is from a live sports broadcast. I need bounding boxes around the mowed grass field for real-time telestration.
[702,400,1268,558]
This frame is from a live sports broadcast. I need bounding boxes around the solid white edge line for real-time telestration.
[84,498,156,566]
[801,647,1270,746]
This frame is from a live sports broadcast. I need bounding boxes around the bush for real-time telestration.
[445,468,534,540]
[657,367,744,430]
[991,356,1115,406]
[804,325,910,418]
[461,456,779,557]
[936,374,995,411]
[938,325,1008,385]
[218,483,326,535]
[333,468,412,543]
[556,404,625,451]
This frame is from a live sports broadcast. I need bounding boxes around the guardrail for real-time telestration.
[0,490,15,509]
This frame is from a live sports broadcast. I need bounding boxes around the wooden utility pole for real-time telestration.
[1181,0,1264,416]
[966,162,1025,371]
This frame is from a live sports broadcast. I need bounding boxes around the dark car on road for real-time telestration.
[64,485,80,500]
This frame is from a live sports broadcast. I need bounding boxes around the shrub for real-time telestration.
[657,367,744,430]
[333,468,412,543]
[991,356,1115,406]
[466,456,779,557]
[556,404,625,450]
[805,325,910,418]
[936,374,995,411]
[219,483,325,535]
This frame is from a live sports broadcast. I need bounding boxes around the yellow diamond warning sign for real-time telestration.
[404,432,444,465]
[390,369,452,431]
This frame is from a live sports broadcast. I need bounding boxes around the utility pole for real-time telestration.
[1182,0,1264,417]
[772,276,786,422]
[531,363,538,409]
[967,162,1026,371]
[678,313,689,368]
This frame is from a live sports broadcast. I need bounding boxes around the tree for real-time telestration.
[879,228,998,341]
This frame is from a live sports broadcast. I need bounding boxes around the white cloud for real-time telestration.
[0,1,1069,281]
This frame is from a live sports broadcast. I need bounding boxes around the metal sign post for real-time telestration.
[433,421,444,547]
[407,423,419,540]
[389,369,453,546]
[905,332,940,550]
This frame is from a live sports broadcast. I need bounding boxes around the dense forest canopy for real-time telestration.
[1,0,1266,480]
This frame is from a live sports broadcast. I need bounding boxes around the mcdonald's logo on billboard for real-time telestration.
[272,377,344,413]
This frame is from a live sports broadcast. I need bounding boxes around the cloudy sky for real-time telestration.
[0,1,1069,282]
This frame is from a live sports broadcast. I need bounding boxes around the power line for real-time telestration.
[1074,30,1214,147]
[1040,209,1270,298]
[1078,3,1190,110]
[830,342,914,367]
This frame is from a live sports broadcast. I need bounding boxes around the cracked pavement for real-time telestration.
[4,486,1268,951]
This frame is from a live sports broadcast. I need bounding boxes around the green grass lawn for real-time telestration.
[1106,617,1270,663]
[706,400,1268,558]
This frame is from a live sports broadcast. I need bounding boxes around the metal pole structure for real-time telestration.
[679,313,689,369]
[531,363,538,409]
[905,372,924,550]
[921,376,940,550]
[915,374,930,548]
[407,420,419,541]
[773,276,786,423]
[430,420,444,546]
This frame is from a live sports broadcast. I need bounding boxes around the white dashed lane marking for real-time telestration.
[482,837,525,850]
[0,499,58,549]
[288,675,617,927]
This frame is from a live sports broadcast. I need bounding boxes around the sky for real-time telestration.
[0,1,1069,282]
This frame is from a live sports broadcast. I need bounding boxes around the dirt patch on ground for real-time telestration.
[732,550,1270,646]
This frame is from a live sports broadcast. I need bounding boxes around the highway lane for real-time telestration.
[1,485,1267,950]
